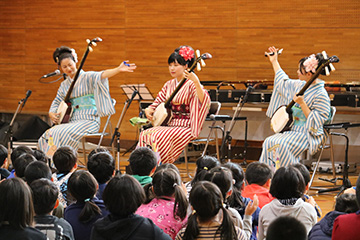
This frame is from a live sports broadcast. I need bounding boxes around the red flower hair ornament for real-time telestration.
[179,46,195,61]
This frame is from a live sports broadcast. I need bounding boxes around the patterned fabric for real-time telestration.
[38,70,115,153]
[176,225,247,240]
[52,172,73,208]
[138,79,210,164]
[136,198,187,240]
[259,68,331,167]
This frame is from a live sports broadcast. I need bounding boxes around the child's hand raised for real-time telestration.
[245,194,259,216]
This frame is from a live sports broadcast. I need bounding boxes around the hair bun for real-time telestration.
[53,46,72,64]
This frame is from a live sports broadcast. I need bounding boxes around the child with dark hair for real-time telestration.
[64,170,109,240]
[242,162,275,208]
[309,193,359,240]
[30,178,74,240]
[87,151,115,200]
[223,162,261,240]
[7,145,34,179]
[33,149,51,165]
[24,161,52,185]
[332,174,360,240]
[91,174,171,240]
[12,153,36,179]
[137,168,188,239]
[87,147,110,161]
[176,181,247,240]
[52,146,78,207]
[184,155,219,198]
[203,166,258,239]
[258,166,317,240]
[0,178,46,240]
[0,144,10,180]
[128,147,157,186]
[292,163,322,217]
[266,216,307,240]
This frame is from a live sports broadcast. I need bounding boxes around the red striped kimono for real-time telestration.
[138,78,210,164]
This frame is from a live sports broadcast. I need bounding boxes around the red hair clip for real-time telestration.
[179,46,194,61]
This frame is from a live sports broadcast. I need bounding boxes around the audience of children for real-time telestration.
[30,178,75,240]
[242,162,275,208]
[64,170,109,240]
[87,150,115,200]
[137,167,188,239]
[91,174,172,240]
[52,146,78,207]
[293,163,322,217]
[176,181,248,240]
[266,215,307,240]
[128,146,157,186]
[0,144,10,180]
[308,193,359,240]
[258,166,317,240]
[332,174,360,240]
[223,162,261,240]
[0,178,47,240]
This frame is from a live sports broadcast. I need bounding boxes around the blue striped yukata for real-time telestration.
[259,68,331,168]
[38,70,115,154]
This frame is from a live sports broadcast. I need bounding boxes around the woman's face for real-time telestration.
[168,60,187,80]
[297,64,312,81]
[60,58,77,79]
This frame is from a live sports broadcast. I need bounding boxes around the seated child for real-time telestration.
[87,151,115,200]
[7,145,33,179]
[223,162,261,240]
[332,174,360,240]
[30,178,74,240]
[309,193,359,240]
[293,163,322,217]
[128,147,157,186]
[24,161,52,185]
[242,162,275,208]
[64,170,109,240]
[176,181,247,240]
[266,216,307,240]
[0,144,10,180]
[258,166,317,240]
[91,174,171,240]
[136,168,188,239]
[12,153,36,179]
[52,146,78,207]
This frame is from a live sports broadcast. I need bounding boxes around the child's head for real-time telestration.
[266,215,307,240]
[203,166,233,200]
[24,161,52,185]
[151,168,188,220]
[53,146,77,173]
[0,144,7,167]
[13,153,36,178]
[191,155,220,186]
[154,163,180,175]
[10,145,33,169]
[270,166,305,200]
[222,162,246,208]
[184,181,236,240]
[87,152,115,184]
[335,193,359,213]
[103,174,145,217]
[33,149,49,164]
[128,147,157,176]
[30,178,58,215]
[292,163,310,188]
[0,178,34,229]
[245,162,273,186]
[87,147,110,162]
[67,170,101,223]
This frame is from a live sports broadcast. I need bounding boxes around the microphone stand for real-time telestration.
[5,97,26,165]
[220,87,252,164]
[110,89,138,171]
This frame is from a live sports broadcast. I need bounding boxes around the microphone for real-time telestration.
[22,90,32,108]
[243,86,254,103]
[127,90,138,108]
[42,70,60,78]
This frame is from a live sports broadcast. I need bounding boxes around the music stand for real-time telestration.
[110,84,154,170]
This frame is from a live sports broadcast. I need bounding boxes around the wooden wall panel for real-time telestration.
[0,0,359,141]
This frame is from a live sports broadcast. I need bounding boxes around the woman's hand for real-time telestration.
[145,108,154,121]
[184,70,200,84]
[293,95,306,107]
[118,60,137,72]
[265,46,279,63]
[49,112,60,124]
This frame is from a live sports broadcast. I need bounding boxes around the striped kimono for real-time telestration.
[138,79,210,164]
[259,68,330,168]
[38,70,115,153]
